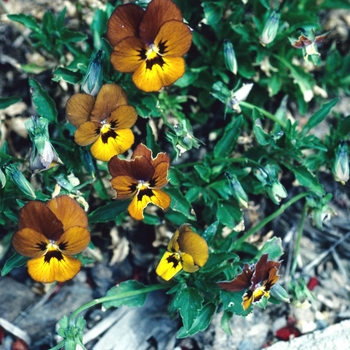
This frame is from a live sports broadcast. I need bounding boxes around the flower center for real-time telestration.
[100,123,111,134]
[146,44,160,60]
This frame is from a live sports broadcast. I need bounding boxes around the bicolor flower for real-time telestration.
[156,224,209,281]
[106,0,192,92]
[66,84,138,162]
[218,254,281,310]
[12,195,91,283]
[108,143,171,220]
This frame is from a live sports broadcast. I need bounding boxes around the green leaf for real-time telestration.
[216,200,243,229]
[253,124,270,146]
[200,252,239,273]
[102,280,147,309]
[174,287,203,331]
[88,200,130,223]
[194,165,211,182]
[220,311,233,335]
[302,98,339,136]
[256,237,283,261]
[337,116,350,138]
[60,28,88,43]
[220,290,251,316]
[20,64,48,74]
[29,78,58,123]
[52,67,82,84]
[177,303,216,338]
[201,221,219,245]
[0,97,22,109]
[7,14,40,32]
[214,116,243,159]
[285,164,325,196]
[164,187,196,220]
[1,252,30,276]
[202,2,223,25]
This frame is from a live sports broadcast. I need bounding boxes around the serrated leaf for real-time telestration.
[302,98,339,136]
[174,287,203,331]
[102,280,147,309]
[0,97,21,109]
[200,252,239,273]
[29,78,58,123]
[177,303,216,338]
[214,116,243,159]
[88,200,130,223]
[164,187,196,220]
[1,252,30,276]
[60,28,88,43]
[194,165,211,182]
[220,290,251,316]
[7,14,40,32]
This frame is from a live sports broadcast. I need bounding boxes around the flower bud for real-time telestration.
[259,10,281,46]
[25,116,62,174]
[224,39,237,74]
[332,142,349,185]
[229,83,253,112]
[266,180,287,204]
[4,164,36,199]
[225,172,249,208]
[81,50,104,96]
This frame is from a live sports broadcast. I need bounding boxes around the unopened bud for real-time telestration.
[81,50,104,96]
[225,172,249,208]
[224,39,237,74]
[259,10,280,46]
[332,142,349,185]
[5,164,36,199]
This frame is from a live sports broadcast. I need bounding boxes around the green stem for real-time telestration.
[291,202,307,278]
[235,191,313,247]
[240,101,286,128]
[69,283,171,327]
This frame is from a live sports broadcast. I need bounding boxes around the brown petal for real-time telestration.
[18,201,64,240]
[251,254,281,287]
[217,263,253,292]
[139,0,183,43]
[47,195,88,231]
[66,94,95,127]
[90,84,128,123]
[107,3,145,47]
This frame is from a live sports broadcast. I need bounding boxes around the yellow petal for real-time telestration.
[12,228,48,258]
[110,37,145,73]
[156,251,182,281]
[167,229,180,252]
[181,252,199,273]
[47,195,88,231]
[177,224,209,267]
[57,226,90,255]
[74,122,100,146]
[108,105,138,129]
[242,290,253,310]
[110,175,138,199]
[27,253,82,283]
[66,94,95,127]
[154,21,192,57]
[132,56,185,92]
[90,128,135,162]
[127,188,171,220]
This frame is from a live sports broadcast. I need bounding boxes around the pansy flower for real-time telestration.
[156,224,209,281]
[108,143,171,220]
[12,195,91,283]
[217,254,281,310]
[66,84,138,162]
[106,0,192,92]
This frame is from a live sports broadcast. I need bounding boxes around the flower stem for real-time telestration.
[69,283,170,326]
[291,202,307,278]
[240,101,286,128]
[235,191,313,247]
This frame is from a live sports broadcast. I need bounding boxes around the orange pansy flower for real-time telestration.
[106,0,192,92]
[12,195,91,283]
[217,254,281,310]
[66,84,137,162]
[108,143,171,220]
